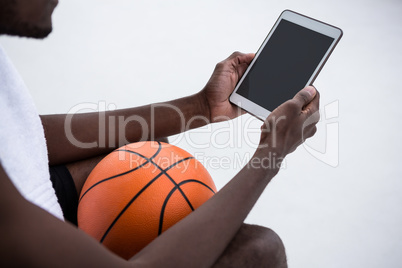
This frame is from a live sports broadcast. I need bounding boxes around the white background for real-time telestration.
[1,0,402,267]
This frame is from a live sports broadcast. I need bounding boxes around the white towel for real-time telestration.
[0,44,64,220]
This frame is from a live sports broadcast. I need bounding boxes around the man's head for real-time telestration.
[0,0,58,39]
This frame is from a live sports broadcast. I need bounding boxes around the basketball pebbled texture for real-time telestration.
[77,141,217,259]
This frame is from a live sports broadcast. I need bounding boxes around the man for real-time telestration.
[0,0,319,267]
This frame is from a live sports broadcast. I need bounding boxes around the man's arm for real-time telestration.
[131,86,320,267]
[0,164,129,267]
[1,86,319,268]
[42,52,254,166]
[42,93,208,165]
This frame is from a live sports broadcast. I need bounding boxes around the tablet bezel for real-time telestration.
[229,10,343,120]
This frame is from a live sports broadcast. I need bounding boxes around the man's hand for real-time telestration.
[200,52,255,123]
[258,86,320,160]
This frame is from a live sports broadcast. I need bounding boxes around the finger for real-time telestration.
[292,86,317,109]
[303,125,317,141]
[302,88,320,118]
[227,51,255,65]
[214,52,254,76]
[232,53,255,80]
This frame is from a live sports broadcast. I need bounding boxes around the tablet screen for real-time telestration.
[236,19,335,112]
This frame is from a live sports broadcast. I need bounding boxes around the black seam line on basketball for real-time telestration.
[115,141,162,163]
[99,170,165,243]
[112,151,195,212]
[79,161,148,202]
[150,159,195,212]
[99,156,195,243]
[79,144,162,202]
[151,141,162,160]
[158,179,216,236]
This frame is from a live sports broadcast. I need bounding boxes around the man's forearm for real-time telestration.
[0,151,279,268]
[42,93,210,165]
[3,86,318,267]
[131,149,280,267]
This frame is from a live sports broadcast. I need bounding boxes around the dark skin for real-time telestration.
[0,87,318,267]
[0,0,320,267]
[41,49,253,166]
[0,0,57,38]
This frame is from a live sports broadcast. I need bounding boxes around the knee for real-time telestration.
[239,224,287,268]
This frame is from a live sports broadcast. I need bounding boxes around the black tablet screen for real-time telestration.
[236,19,334,111]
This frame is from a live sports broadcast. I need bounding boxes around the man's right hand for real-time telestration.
[258,86,320,161]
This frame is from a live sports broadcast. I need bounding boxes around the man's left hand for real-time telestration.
[199,52,254,123]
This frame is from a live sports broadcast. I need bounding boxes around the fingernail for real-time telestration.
[305,86,316,96]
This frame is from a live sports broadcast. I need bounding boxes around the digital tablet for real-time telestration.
[229,10,343,120]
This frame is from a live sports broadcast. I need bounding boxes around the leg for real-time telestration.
[213,224,287,268]
[66,154,106,196]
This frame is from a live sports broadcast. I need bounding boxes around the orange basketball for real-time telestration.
[77,141,216,259]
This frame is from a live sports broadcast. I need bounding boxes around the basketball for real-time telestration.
[77,141,217,259]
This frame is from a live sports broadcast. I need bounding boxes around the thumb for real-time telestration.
[293,86,317,107]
